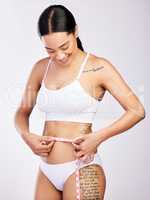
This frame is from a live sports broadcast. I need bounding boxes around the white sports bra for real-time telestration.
[36,52,100,123]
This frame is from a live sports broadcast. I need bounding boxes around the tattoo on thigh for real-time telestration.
[79,165,105,200]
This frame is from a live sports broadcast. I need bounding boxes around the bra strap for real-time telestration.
[76,52,89,80]
[42,58,52,83]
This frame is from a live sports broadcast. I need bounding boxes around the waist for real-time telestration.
[41,124,93,164]
[42,120,92,138]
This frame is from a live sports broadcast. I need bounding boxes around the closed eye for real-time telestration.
[45,45,69,52]
[61,46,69,50]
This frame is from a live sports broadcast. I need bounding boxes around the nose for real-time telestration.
[55,52,66,61]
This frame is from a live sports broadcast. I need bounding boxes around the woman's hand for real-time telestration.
[72,133,101,161]
[24,133,55,157]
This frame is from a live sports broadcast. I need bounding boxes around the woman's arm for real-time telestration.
[14,58,55,157]
[14,109,31,141]
[14,58,46,141]
[95,57,145,144]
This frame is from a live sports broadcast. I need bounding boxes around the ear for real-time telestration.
[75,24,79,38]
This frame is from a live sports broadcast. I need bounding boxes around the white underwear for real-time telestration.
[39,152,102,191]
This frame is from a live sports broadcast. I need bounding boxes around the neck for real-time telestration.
[69,49,85,68]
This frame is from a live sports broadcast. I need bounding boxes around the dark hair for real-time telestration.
[37,5,84,51]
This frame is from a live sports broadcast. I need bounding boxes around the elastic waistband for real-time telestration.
[39,152,102,167]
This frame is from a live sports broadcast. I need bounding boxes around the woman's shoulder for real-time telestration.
[33,56,50,71]
[89,53,113,68]
[89,53,122,84]
[30,56,50,80]
[90,53,120,73]
[25,56,50,90]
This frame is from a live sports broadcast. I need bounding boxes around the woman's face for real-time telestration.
[41,32,78,66]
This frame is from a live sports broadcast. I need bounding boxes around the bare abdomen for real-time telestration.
[41,121,92,164]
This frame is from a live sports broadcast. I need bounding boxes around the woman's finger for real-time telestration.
[47,141,55,149]
[40,141,55,150]
[39,144,54,153]
[72,143,81,151]
[40,136,54,143]
[75,151,85,159]
[41,141,47,145]
[38,149,50,153]
[79,155,88,162]
[72,136,85,144]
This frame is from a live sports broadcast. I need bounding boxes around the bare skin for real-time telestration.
[14,31,145,199]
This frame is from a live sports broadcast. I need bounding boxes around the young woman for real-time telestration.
[14,4,145,200]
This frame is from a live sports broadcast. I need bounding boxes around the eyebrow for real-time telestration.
[45,40,69,50]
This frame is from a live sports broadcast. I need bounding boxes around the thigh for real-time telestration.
[63,164,106,200]
[34,167,62,200]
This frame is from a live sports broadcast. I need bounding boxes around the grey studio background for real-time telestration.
[0,0,149,199]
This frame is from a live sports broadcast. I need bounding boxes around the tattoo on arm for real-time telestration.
[83,66,104,73]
